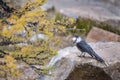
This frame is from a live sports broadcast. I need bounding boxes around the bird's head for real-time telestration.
[72,36,82,44]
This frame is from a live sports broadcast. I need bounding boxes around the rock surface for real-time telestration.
[105,62,120,80]
[15,61,39,80]
[42,0,120,21]
[5,0,27,9]
[42,0,120,32]
[86,27,120,42]
[37,42,120,80]
[0,61,39,80]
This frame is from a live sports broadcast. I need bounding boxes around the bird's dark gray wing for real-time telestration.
[77,40,104,62]
[77,41,94,57]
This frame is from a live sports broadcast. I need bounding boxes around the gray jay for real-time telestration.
[72,36,104,62]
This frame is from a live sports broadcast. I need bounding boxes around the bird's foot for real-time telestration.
[82,55,85,57]
[79,55,85,57]
[78,54,85,57]
[79,52,86,57]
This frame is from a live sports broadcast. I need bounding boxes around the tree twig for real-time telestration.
[0,50,9,58]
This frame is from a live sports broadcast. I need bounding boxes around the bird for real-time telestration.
[72,36,104,62]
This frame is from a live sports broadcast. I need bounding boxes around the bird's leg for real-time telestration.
[80,52,86,57]
[80,52,83,57]
[91,54,94,58]
[82,52,86,57]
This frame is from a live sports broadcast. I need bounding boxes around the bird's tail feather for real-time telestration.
[90,50,104,62]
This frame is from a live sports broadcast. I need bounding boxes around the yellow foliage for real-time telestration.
[44,31,53,37]
[2,29,12,38]
[21,46,33,57]
[0,0,75,76]
[4,55,16,69]
[7,15,18,23]
[21,46,32,53]
[34,0,47,7]
[0,55,20,78]
[4,55,15,63]
[68,18,75,24]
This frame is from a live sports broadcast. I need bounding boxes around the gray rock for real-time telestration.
[42,0,120,32]
[42,0,120,21]
[15,61,39,80]
[104,62,120,80]
[30,33,48,42]
[38,42,120,80]
[0,61,39,80]
[5,0,34,9]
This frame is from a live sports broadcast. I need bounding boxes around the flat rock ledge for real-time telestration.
[37,42,120,80]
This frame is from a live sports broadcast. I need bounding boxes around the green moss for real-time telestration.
[75,18,120,36]
[75,18,94,36]
[53,12,120,36]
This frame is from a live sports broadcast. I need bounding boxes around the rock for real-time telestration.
[5,0,27,9]
[30,65,47,70]
[42,0,120,33]
[38,42,120,80]
[86,27,120,42]
[0,61,39,80]
[15,61,39,80]
[42,0,120,21]
[30,33,48,42]
[65,60,112,80]
[104,62,120,80]
[13,62,39,80]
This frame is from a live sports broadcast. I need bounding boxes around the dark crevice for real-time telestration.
[66,64,112,80]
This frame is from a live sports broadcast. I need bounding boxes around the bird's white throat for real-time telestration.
[72,36,82,43]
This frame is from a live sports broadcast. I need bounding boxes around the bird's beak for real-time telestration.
[73,41,75,44]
